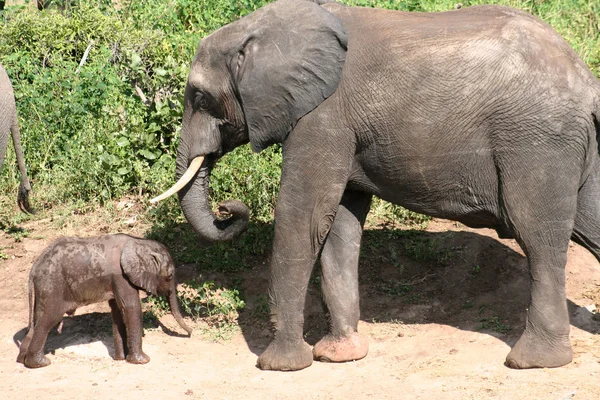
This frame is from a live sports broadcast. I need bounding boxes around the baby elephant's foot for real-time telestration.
[24,354,51,368]
[313,332,369,363]
[126,351,150,364]
[16,351,26,364]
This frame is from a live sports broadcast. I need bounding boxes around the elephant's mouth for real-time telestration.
[150,155,206,204]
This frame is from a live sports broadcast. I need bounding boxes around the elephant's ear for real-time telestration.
[120,240,160,295]
[232,0,347,152]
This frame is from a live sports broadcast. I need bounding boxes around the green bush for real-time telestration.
[178,280,245,325]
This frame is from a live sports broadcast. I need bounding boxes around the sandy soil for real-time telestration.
[1,211,600,399]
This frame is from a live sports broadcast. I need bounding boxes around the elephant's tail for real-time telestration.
[27,273,34,332]
[10,120,34,214]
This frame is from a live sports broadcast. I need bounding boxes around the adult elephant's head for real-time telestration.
[151,0,347,242]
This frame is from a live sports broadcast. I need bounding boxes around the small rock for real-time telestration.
[123,216,137,227]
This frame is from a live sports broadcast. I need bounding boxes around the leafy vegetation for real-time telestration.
[143,280,245,339]
[478,315,511,334]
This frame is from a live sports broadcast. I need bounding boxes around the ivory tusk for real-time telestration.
[149,156,205,204]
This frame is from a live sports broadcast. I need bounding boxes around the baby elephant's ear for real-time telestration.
[121,240,160,294]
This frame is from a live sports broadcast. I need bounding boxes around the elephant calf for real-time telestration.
[16,234,192,368]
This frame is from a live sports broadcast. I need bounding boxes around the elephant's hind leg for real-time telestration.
[500,162,578,369]
[16,328,34,364]
[313,190,372,363]
[23,301,65,368]
[571,165,600,262]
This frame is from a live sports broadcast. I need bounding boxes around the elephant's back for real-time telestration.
[328,3,595,102]
[326,3,596,155]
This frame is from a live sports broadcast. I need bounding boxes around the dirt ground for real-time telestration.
[1,209,600,399]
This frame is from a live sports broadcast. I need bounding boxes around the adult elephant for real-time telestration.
[0,62,34,213]
[152,0,600,371]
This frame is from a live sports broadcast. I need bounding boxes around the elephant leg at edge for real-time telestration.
[501,166,577,369]
[571,164,600,263]
[109,299,127,360]
[313,190,372,363]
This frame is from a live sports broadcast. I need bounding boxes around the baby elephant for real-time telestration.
[17,234,192,368]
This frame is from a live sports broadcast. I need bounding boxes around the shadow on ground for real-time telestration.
[177,225,600,358]
[13,311,191,360]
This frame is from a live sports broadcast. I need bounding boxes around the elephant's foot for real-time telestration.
[23,354,51,368]
[505,330,572,369]
[16,350,26,364]
[113,351,126,361]
[313,332,369,363]
[256,339,313,371]
[126,351,150,365]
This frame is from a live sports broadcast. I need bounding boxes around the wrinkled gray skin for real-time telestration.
[16,234,192,368]
[174,0,600,371]
[0,62,34,213]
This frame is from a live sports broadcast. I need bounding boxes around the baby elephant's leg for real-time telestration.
[114,281,150,364]
[23,305,64,368]
[16,328,34,364]
[109,299,127,360]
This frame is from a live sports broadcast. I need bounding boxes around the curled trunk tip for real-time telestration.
[178,156,250,243]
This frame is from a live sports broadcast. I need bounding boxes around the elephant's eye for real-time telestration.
[194,91,211,111]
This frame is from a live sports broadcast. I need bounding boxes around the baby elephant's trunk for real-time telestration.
[169,290,193,336]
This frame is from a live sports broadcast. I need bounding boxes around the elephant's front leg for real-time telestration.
[313,190,372,363]
[113,281,150,364]
[256,138,353,371]
[108,299,127,360]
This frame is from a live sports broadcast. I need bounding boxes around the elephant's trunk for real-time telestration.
[169,289,193,336]
[176,155,250,243]
[150,101,250,242]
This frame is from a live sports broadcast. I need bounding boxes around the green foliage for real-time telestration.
[144,280,245,336]
[253,293,270,318]
[404,236,452,264]
[6,226,29,242]
[178,280,245,324]
[368,199,431,227]
[478,315,511,334]
[121,0,270,38]
[142,292,170,318]
[0,248,8,263]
